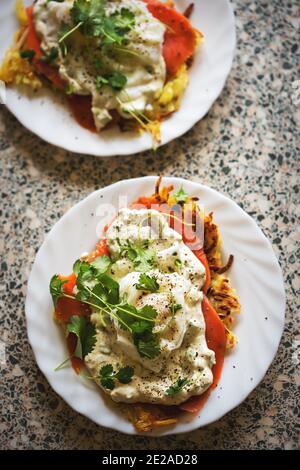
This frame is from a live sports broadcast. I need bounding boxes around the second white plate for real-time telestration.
[0,0,236,156]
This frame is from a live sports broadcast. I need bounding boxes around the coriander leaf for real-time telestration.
[20,49,35,61]
[101,376,115,389]
[91,255,111,274]
[96,75,109,90]
[138,305,157,321]
[170,303,182,315]
[123,241,155,272]
[66,316,96,359]
[134,330,160,359]
[173,186,189,204]
[115,366,134,384]
[99,365,115,389]
[99,364,134,389]
[96,72,127,91]
[96,274,119,304]
[58,23,71,56]
[41,47,59,64]
[71,0,105,37]
[65,83,75,95]
[73,259,82,275]
[165,377,189,396]
[49,274,67,306]
[175,258,182,268]
[131,320,151,334]
[135,273,159,292]
[111,8,135,31]
[109,72,127,90]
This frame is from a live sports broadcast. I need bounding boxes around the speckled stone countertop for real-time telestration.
[0,0,299,451]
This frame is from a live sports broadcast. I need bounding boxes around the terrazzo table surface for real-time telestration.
[0,0,299,451]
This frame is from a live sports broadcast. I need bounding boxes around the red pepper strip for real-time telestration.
[145,0,199,76]
[60,273,76,296]
[193,248,211,294]
[95,238,110,257]
[26,6,42,59]
[26,6,65,90]
[67,333,84,374]
[67,95,96,132]
[180,296,226,413]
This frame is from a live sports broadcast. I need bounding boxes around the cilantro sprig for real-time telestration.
[118,239,155,272]
[165,378,189,396]
[135,273,159,293]
[66,315,96,359]
[50,258,160,359]
[99,364,134,390]
[60,0,135,46]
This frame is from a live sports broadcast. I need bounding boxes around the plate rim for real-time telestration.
[25,175,286,436]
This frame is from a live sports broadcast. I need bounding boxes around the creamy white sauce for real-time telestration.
[33,0,166,130]
[85,209,215,406]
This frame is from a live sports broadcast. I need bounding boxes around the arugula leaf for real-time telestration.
[135,273,159,293]
[165,377,189,396]
[50,275,67,306]
[91,255,111,273]
[20,49,35,61]
[96,72,127,91]
[99,364,134,389]
[41,47,59,64]
[173,186,189,204]
[66,315,96,359]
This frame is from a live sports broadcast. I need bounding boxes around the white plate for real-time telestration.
[0,0,236,156]
[25,176,285,436]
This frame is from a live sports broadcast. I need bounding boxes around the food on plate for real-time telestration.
[0,0,202,142]
[49,178,240,432]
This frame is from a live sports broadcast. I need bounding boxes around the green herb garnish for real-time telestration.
[50,259,160,359]
[41,47,59,64]
[66,315,96,359]
[118,239,155,272]
[19,49,36,61]
[96,72,127,91]
[135,273,159,293]
[99,364,134,390]
[50,275,67,306]
[165,378,189,396]
[173,186,189,204]
[170,303,182,315]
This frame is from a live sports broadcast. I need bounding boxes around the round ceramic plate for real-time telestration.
[25,176,285,436]
[0,0,236,156]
